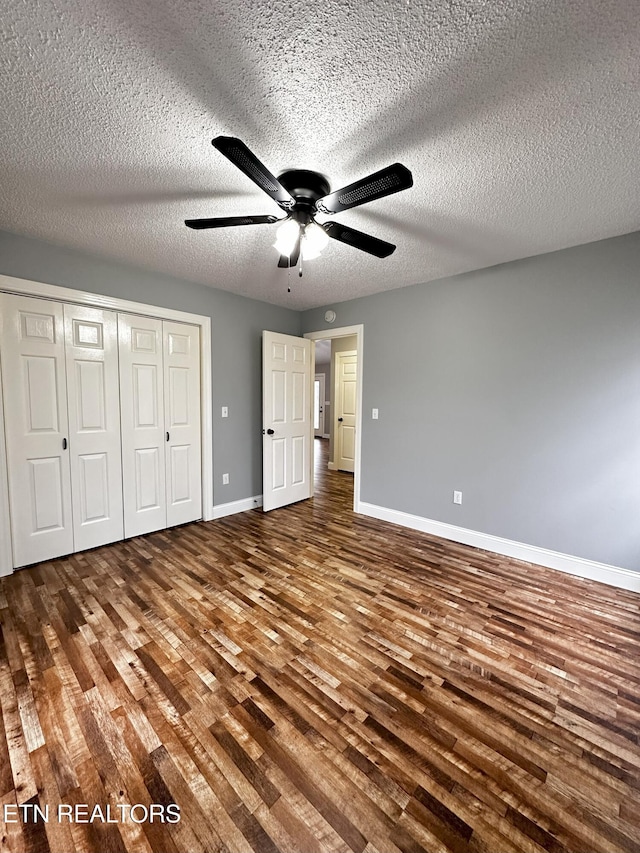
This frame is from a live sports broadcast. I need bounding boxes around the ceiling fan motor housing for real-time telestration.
[278,169,330,225]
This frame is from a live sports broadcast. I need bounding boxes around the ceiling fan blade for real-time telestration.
[185,214,279,229]
[323,222,396,258]
[213,136,295,211]
[289,236,301,267]
[315,163,413,215]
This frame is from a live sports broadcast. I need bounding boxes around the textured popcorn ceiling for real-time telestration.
[1,0,639,310]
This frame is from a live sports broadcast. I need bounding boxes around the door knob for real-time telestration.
[267,428,275,435]
[338,417,343,422]
[62,437,68,450]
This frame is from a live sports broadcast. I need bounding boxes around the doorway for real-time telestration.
[334,349,357,473]
[304,325,363,513]
[314,373,326,437]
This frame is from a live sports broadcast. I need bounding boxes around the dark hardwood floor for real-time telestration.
[1,438,639,852]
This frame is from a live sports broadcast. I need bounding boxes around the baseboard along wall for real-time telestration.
[359,501,640,593]
[212,493,639,592]
[212,495,263,519]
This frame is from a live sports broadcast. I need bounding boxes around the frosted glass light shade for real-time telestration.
[273,219,299,256]
[304,222,329,254]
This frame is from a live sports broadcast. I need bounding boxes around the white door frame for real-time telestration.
[304,325,363,513]
[0,273,214,577]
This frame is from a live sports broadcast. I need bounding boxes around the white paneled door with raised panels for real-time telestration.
[118,314,201,537]
[163,321,202,527]
[1,295,75,566]
[336,350,357,473]
[0,294,202,568]
[118,314,167,538]
[262,330,312,512]
[64,303,124,551]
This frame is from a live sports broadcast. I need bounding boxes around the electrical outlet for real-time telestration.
[453,490,463,505]
[222,473,229,485]
[372,408,379,419]
[221,406,228,418]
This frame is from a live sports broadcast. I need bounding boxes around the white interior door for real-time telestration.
[163,321,202,527]
[64,304,124,551]
[336,350,357,473]
[314,374,325,437]
[118,313,167,537]
[0,294,74,566]
[262,331,313,512]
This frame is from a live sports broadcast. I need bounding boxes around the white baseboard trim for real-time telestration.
[322,433,330,440]
[328,462,338,471]
[358,502,640,593]
[212,495,262,519]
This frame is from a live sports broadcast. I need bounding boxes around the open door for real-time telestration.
[262,331,313,512]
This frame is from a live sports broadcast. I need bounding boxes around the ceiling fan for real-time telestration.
[185,136,413,269]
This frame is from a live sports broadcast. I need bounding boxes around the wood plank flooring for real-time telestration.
[1,438,639,852]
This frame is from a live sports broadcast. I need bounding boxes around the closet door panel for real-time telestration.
[119,314,167,537]
[164,322,202,527]
[134,446,162,511]
[64,304,123,551]
[0,294,74,566]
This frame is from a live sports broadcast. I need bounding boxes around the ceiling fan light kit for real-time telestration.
[185,136,413,273]
[301,222,329,259]
[272,218,300,257]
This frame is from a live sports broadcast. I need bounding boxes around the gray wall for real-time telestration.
[0,230,300,506]
[3,227,639,572]
[302,232,640,572]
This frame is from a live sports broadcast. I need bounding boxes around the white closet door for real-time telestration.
[163,321,202,527]
[118,314,167,537]
[63,304,123,550]
[0,294,74,566]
